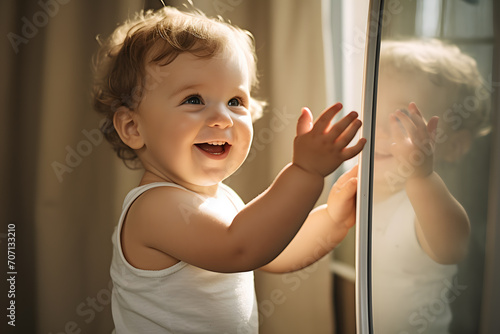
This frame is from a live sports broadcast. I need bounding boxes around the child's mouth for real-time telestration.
[195,142,231,156]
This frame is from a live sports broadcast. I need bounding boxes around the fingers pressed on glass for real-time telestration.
[334,118,362,148]
[313,103,343,133]
[395,110,418,136]
[328,111,359,139]
[341,138,366,161]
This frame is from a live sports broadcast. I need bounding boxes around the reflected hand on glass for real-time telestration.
[389,102,439,179]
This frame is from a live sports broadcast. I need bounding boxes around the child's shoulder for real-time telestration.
[127,182,242,225]
[131,184,206,217]
[122,185,209,247]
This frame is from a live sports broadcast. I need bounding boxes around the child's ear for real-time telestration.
[113,107,144,150]
[442,129,472,162]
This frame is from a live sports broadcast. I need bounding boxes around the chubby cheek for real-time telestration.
[221,120,253,177]
[235,119,254,158]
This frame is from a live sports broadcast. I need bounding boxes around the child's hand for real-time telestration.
[292,103,366,178]
[389,102,439,179]
[326,164,358,229]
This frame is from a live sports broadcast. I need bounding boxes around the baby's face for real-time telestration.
[134,50,254,188]
[373,68,456,197]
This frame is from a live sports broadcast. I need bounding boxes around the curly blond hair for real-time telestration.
[380,39,491,138]
[92,6,265,167]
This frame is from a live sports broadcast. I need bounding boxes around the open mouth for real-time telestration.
[195,141,231,156]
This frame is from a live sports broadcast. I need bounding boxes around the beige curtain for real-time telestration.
[1,0,334,333]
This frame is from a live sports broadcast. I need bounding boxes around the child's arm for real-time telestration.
[390,102,470,264]
[222,104,364,272]
[260,165,358,273]
[126,103,365,273]
[406,172,470,264]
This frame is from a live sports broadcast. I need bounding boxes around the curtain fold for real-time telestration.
[1,1,45,332]
[34,1,143,332]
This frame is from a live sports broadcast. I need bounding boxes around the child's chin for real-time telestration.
[192,158,244,186]
[373,168,405,191]
[194,173,233,187]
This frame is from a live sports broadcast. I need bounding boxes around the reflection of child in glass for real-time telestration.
[372,39,489,334]
[92,7,366,333]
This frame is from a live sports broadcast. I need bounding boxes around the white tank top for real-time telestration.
[371,190,457,334]
[110,182,258,334]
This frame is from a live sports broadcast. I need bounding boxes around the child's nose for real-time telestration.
[206,105,234,129]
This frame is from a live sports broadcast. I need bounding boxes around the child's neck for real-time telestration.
[372,184,405,203]
[139,171,220,197]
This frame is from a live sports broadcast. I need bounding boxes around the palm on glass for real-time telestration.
[389,102,439,179]
[327,165,359,229]
[293,103,366,178]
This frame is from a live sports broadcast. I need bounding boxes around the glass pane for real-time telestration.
[370,0,495,333]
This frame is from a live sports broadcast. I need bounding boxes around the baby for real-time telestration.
[371,39,489,334]
[92,7,365,333]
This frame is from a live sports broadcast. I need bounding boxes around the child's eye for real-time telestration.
[182,95,204,105]
[228,97,242,107]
